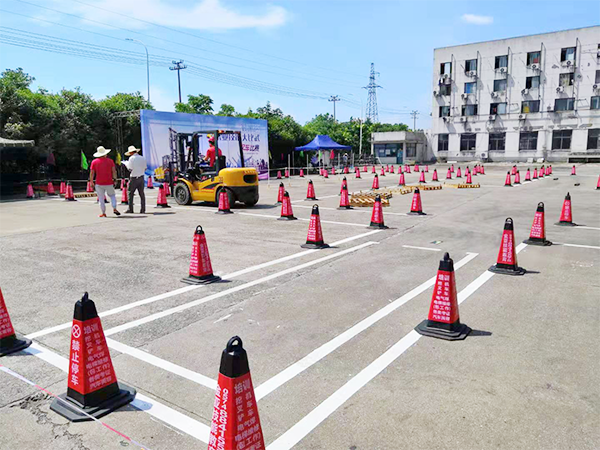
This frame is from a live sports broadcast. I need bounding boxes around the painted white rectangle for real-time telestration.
[554,242,600,250]
[575,226,600,231]
[402,245,442,252]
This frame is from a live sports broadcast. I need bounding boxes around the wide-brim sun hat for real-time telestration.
[93,146,111,157]
[125,145,141,156]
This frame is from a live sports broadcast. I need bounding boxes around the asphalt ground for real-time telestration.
[0,163,598,450]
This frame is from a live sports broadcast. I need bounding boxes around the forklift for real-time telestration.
[168,129,259,207]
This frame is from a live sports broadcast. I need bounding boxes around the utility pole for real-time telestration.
[328,95,340,122]
[410,110,419,131]
[170,60,187,103]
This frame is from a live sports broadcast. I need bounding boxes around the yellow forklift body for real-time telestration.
[179,167,259,203]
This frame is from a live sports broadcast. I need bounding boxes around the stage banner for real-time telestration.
[140,110,269,180]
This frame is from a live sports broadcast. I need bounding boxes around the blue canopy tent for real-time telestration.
[295,135,351,170]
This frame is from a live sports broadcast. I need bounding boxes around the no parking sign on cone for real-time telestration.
[0,288,32,357]
[489,218,526,275]
[182,226,222,284]
[524,202,552,246]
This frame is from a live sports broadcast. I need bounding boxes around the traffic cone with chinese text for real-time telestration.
[285,169,289,178]
[324,169,329,179]
[456,167,462,178]
[539,166,545,178]
[300,169,304,177]
[533,168,538,180]
[182,226,222,284]
[390,165,395,174]
[524,168,531,182]
[363,165,367,172]
[419,170,426,183]
[372,166,376,174]
[338,184,353,210]
[425,165,429,173]
[147,176,154,189]
[385,165,389,173]
[489,218,526,275]
[414,164,420,172]
[481,165,485,174]
[524,202,552,246]
[216,190,232,214]
[504,171,512,187]
[472,165,477,176]
[406,165,411,173]
[277,182,285,203]
[65,183,76,201]
[155,185,171,208]
[450,164,454,173]
[60,181,66,195]
[26,184,35,199]
[340,176,347,195]
[344,166,349,174]
[355,167,361,179]
[369,195,388,229]
[398,172,405,186]
[511,165,517,175]
[398,165,403,174]
[207,337,265,450]
[163,182,170,196]
[301,205,329,249]
[514,170,521,185]
[86,181,93,193]
[465,171,472,184]
[571,165,576,176]
[432,169,438,182]
[372,174,379,189]
[408,188,426,215]
[47,182,56,195]
[380,167,385,176]
[596,175,600,190]
[120,179,125,190]
[0,288,31,357]
[120,182,128,205]
[306,180,317,200]
[50,292,136,421]
[277,170,282,179]
[446,168,452,180]
[415,253,471,341]
[555,193,576,226]
[278,191,297,220]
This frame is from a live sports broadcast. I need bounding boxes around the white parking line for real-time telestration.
[293,204,407,216]
[267,245,526,450]
[553,242,600,250]
[402,245,442,252]
[27,230,382,339]
[238,212,368,227]
[575,226,600,231]
[291,194,339,204]
[104,241,378,337]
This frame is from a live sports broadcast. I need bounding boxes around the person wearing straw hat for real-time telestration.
[122,145,147,214]
[90,146,120,217]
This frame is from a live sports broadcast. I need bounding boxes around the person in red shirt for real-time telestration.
[90,146,120,217]
[203,135,222,167]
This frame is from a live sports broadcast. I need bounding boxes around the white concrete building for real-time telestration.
[431,26,600,162]
[370,131,432,164]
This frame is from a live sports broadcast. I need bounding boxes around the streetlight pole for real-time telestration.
[328,95,340,122]
[126,38,150,103]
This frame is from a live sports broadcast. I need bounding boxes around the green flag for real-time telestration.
[81,151,89,170]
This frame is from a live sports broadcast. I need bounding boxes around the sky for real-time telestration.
[1,0,598,129]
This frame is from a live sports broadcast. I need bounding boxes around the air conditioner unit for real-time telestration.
[556,86,564,93]
[519,114,526,120]
[500,67,506,73]
[521,89,529,95]
[491,92,498,98]
[566,60,572,66]
[443,73,449,79]
[489,114,496,121]
[461,93,468,99]
[469,71,477,77]
[433,90,439,96]
[531,64,539,70]
[547,106,554,112]
[597,50,600,58]
[593,84,599,90]
[443,116,451,122]
[460,117,467,122]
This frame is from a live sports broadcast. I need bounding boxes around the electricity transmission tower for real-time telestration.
[328,95,340,121]
[363,63,381,123]
[170,60,187,103]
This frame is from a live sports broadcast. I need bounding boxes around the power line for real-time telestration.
[169,60,187,103]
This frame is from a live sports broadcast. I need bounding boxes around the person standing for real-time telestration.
[90,146,120,217]
[122,145,147,214]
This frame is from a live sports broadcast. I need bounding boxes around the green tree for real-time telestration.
[217,103,236,117]
[175,94,213,115]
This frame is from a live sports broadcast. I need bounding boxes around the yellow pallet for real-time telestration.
[444,182,480,189]
[349,195,390,207]
[73,193,98,198]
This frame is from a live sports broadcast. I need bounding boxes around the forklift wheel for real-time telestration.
[174,182,192,205]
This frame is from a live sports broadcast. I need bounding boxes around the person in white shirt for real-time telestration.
[122,145,148,213]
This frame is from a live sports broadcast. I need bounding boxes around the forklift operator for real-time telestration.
[203,135,222,167]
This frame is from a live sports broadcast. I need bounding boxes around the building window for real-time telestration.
[495,55,508,69]
[440,83,451,96]
[440,62,452,75]
[464,82,476,94]
[559,73,574,87]
[527,51,540,66]
[519,132,538,151]
[596,70,600,84]
[588,129,600,150]
[554,98,575,111]
[560,47,576,62]
[521,100,540,113]
[461,104,478,116]
[374,143,400,158]
[465,59,477,73]
[460,133,476,151]
[493,79,507,92]
[591,96,600,110]
[405,143,417,158]
[526,76,540,89]
[439,106,450,117]
[489,133,506,151]
[489,103,507,115]
[438,134,449,151]
[552,130,572,150]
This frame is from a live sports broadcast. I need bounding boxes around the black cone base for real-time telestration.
[278,216,297,220]
[555,221,577,227]
[488,264,526,276]
[0,334,32,357]
[369,223,389,229]
[155,204,171,208]
[147,186,154,189]
[407,211,427,216]
[216,210,233,214]
[504,185,513,187]
[181,274,222,285]
[523,238,552,246]
[305,197,318,201]
[415,320,471,341]
[50,382,136,422]
[337,206,353,210]
[66,198,77,201]
[301,242,329,249]
[121,201,128,205]
[514,182,521,185]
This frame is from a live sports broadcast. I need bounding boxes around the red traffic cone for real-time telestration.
[324,169,329,179]
[450,164,454,173]
[156,185,171,209]
[344,166,349,174]
[524,202,552,246]
[299,169,305,177]
[456,167,462,178]
[340,176,348,194]
[549,165,553,174]
[546,166,551,176]
[372,174,380,189]
[504,171,512,187]
[331,167,336,176]
[571,165,576,176]
[398,172,406,186]
[398,165,403,174]
[355,167,361,179]
[120,179,125,190]
[338,184,353,210]
[147,176,154,189]
[408,187,426,215]
[414,164,420,172]
[302,205,329,249]
[182,226,221,284]
[514,170,521,185]
[380,167,385,176]
[0,288,32,357]
[511,165,517,175]
[121,182,129,205]
[446,168,452,180]
[363,165,367,172]
[539,166,545,178]
[465,166,471,177]
[405,165,411,173]
[285,169,289,178]
[372,165,376,174]
[207,337,265,450]
[86,181,93,193]
[50,293,135,421]
[47,182,56,195]
[163,182,171,196]
[306,180,317,200]
[419,170,426,183]
[277,182,285,203]
[425,165,429,173]
[369,194,388,229]
[59,181,66,195]
[278,191,297,220]
[489,218,526,275]
[390,165,395,174]
[481,165,485,174]
[26,184,34,199]
[525,169,531,182]
[596,175,600,190]
[555,192,576,226]
[465,171,472,184]
[472,165,477,176]
[415,253,471,341]
[65,183,76,201]
[277,170,282,179]
[432,169,438,182]
[533,168,538,180]
[216,190,232,214]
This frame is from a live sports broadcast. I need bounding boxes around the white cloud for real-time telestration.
[65,0,288,31]
[461,14,494,25]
